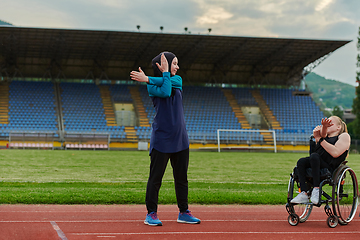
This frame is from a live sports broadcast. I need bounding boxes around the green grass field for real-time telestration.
[1,150,359,205]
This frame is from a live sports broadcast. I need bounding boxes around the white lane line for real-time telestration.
[71,231,360,236]
[50,221,68,240]
[1,219,359,223]
[0,210,288,213]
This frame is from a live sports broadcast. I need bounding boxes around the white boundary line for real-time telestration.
[1,219,359,223]
[1,219,359,237]
[71,231,360,236]
[50,221,68,240]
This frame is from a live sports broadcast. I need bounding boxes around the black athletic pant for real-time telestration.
[297,152,331,192]
[146,148,189,214]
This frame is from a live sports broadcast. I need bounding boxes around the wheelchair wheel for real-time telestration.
[288,213,300,226]
[288,176,312,222]
[333,167,358,224]
[327,215,338,228]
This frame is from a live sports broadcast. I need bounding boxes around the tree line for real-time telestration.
[348,27,360,139]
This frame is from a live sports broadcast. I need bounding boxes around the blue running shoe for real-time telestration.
[144,212,162,226]
[177,210,201,224]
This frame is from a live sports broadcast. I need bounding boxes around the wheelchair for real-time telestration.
[286,159,359,228]
[286,136,359,228]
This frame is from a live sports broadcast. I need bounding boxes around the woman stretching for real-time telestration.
[130,52,200,226]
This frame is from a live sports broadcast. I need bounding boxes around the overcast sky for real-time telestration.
[1,0,359,86]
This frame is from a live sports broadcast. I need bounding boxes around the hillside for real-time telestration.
[0,19,12,26]
[304,72,356,109]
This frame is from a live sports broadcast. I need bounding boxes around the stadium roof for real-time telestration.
[0,26,351,87]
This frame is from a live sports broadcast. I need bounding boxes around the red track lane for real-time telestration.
[0,205,359,240]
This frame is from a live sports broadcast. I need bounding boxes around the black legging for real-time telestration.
[145,148,189,213]
[297,152,331,192]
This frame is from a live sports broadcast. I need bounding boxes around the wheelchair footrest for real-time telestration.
[324,204,334,217]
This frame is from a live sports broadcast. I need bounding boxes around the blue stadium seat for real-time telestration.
[7,81,58,133]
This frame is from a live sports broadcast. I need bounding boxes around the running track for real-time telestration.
[0,204,359,240]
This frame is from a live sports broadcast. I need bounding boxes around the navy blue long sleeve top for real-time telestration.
[147,72,189,154]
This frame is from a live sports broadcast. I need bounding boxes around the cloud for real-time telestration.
[196,7,233,25]
[3,0,358,37]
[0,0,75,29]
[315,0,334,11]
[95,0,124,9]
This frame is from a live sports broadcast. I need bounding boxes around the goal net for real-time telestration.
[217,129,277,153]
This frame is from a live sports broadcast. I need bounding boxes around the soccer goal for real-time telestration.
[217,129,277,153]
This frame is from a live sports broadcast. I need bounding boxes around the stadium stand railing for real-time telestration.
[9,131,55,149]
[64,132,110,150]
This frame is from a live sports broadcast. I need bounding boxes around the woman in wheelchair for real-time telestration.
[291,116,350,205]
